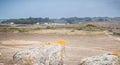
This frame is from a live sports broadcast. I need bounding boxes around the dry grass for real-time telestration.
[27,29,105,36]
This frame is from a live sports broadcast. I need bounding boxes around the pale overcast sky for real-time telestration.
[0,0,120,19]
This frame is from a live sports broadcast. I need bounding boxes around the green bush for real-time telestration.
[85,24,97,27]
[113,32,120,36]
[18,28,29,32]
[46,26,56,29]
[77,24,106,31]
[33,27,42,30]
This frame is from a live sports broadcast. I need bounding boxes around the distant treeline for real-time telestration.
[1,17,120,24]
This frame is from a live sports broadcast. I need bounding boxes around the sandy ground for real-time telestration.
[0,32,120,65]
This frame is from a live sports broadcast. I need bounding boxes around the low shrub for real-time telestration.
[46,26,56,29]
[77,24,106,31]
[0,28,29,32]
[113,32,120,36]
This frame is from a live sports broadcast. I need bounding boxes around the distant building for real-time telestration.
[10,22,14,25]
[36,22,40,25]
[44,23,49,25]
[43,23,65,25]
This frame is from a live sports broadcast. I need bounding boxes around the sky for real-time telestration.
[0,0,120,19]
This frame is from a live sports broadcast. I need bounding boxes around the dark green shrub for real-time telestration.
[85,24,97,27]
[46,26,56,29]
[113,32,120,36]
[33,27,42,30]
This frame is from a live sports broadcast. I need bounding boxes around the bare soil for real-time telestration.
[0,32,120,65]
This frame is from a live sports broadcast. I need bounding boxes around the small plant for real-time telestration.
[18,28,29,32]
[71,30,75,32]
[86,24,97,27]
[33,27,42,30]
[46,26,56,29]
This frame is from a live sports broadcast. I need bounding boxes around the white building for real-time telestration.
[10,22,14,25]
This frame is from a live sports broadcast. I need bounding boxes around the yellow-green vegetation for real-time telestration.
[77,24,107,31]
[0,26,56,33]
[0,24,120,36]
[0,27,29,32]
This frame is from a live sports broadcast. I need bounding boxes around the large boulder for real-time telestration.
[13,40,66,65]
[78,52,120,65]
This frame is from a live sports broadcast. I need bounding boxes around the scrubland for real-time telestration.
[0,24,120,65]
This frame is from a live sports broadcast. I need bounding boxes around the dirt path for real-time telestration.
[0,32,120,65]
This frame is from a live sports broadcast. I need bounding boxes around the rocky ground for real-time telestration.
[0,32,120,65]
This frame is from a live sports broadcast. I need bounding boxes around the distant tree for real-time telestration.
[1,17,120,24]
[84,17,92,21]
